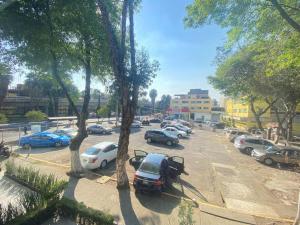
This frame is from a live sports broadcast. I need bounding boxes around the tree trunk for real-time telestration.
[116,84,132,188]
[69,39,92,176]
[0,75,10,110]
[271,0,300,34]
[249,99,264,130]
[287,115,294,141]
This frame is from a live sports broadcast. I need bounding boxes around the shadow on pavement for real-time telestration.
[266,162,300,174]
[15,146,67,155]
[118,189,140,225]
[63,176,79,200]
[179,178,208,202]
[93,160,116,177]
[136,191,180,215]
[147,142,185,150]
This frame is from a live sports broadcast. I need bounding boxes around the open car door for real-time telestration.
[168,156,184,177]
[129,150,148,170]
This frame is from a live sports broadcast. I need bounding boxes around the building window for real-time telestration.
[203,107,209,109]
[182,101,189,104]
[197,107,202,109]
[204,101,209,103]
[191,101,196,103]
[197,101,202,103]
[191,107,194,110]
[174,101,178,104]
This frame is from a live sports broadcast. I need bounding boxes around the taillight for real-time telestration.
[89,158,97,163]
[240,139,245,144]
[154,179,162,186]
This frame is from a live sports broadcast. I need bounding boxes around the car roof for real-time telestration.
[144,153,166,164]
[92,141,115,149]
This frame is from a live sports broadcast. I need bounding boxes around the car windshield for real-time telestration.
[139,161,160,175]
[85,147,100,155]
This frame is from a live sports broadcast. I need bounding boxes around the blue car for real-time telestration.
[20,132,70,149]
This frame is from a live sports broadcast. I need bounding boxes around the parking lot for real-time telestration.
[11,123,300,223]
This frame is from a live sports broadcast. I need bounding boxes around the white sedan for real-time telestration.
[80,142,118,169]
[163,127,188,138]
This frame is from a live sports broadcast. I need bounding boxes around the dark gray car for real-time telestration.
[87,125,112,135]
[144,129,179,146]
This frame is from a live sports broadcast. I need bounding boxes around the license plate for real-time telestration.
[143,180,149,185]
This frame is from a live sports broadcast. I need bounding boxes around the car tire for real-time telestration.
[166,140,172,146]
[55,142,62,147]
[147,138,152,143]
[100,160,108,169]
[178,134,182,138]
[264,158,273,166]
[244,147,253,155]
[23,144,31,150]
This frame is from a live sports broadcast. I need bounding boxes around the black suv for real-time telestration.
[129,150,185,193]
[144,129,179,146]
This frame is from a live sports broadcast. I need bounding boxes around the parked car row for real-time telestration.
[227,127,300,167]
[144,120,193,146]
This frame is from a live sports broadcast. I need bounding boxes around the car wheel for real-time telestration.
[166,140,172,146]
[55,142,62,147]
[264,158,273,166]
[178,134,182,138]
[23,144,31,150]
[100,160,108,169]
[244,147,253,155]
[147,138,152,143]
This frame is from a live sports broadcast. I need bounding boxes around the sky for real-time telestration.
[134,0,227,100]
[12,0,227,101]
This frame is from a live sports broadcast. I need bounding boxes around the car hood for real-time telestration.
[136,170,160,180]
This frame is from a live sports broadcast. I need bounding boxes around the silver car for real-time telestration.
[234,135,275,155]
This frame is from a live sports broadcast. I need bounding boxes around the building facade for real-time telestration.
[170,89,212,121]
[224,98,300,135]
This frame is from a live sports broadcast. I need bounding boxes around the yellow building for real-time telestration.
[170,89,212,121]
[224,98,300,135]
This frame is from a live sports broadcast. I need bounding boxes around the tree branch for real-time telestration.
[270,0,300,33]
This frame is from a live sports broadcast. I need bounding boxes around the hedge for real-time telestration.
[5,161,67,200]
[57,197,114,225]
[2,162,114,225]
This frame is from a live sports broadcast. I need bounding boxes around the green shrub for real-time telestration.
[5,161,67,200]
[0,113,7,124]
[57,197,114,225]
[25,110,47,122]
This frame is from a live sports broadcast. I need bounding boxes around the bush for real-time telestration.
[0,113,7,124]
[5,161,67,200]
[57,197,114,225]
[25,110,47,122]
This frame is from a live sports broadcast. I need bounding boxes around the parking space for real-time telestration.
[10,123,300,221]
